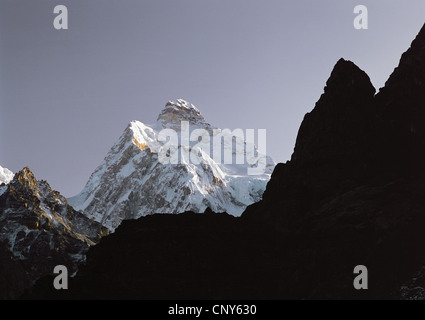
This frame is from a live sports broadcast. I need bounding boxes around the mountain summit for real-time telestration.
[157,99,210,130]
[69,99,275,230]
[291,58,376,164]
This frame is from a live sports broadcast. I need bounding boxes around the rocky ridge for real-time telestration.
[0,167,108,299]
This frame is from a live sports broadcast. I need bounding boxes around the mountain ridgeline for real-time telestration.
[27,23,425,299]
[0,168,108,299]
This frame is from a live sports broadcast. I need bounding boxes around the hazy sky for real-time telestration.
[1,0,425,197]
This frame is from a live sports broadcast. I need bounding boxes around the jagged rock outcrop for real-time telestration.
[244,58,379,227]
[292,58,376,164]
[0,167,109,299]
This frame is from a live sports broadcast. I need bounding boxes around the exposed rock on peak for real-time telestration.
[10,167,39,195]
[157,99,210,131]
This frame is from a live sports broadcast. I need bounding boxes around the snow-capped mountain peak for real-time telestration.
[69,99,275,231]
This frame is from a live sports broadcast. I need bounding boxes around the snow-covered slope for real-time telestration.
[0,165,14,197]
[69,99,275,231]
[0,166,13,185]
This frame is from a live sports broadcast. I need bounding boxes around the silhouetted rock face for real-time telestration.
[244,23,425,299]
[0,243,30,300]
[378,23,425,106]
[375,23,425,171]
[29,211,280,300]
[292,58,376,164]
[30,22,425,300]
[246,59,379,227]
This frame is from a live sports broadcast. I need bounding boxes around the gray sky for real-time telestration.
[1,0,425,197]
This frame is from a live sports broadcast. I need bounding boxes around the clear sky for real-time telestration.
[1,0,425,197]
